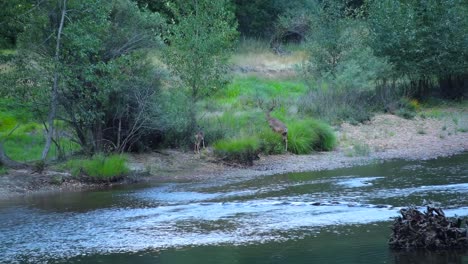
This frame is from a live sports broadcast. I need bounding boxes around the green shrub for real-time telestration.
[213,137,260,165]
[309,120,337,151]
[258,128,285,155]
[0,166,7,175]
[287,121,317,154]
[65,154,129,182]
[394,98,418,119]
[396,108,416,120]
[286,119,336,154]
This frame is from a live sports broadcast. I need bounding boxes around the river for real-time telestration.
[1,153,467,263]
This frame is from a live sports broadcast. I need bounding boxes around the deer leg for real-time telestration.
[282,134,288,152]
[202,139,205,149]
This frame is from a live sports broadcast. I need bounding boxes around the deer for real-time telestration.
[266,102,288,152]
[194,130,205,154]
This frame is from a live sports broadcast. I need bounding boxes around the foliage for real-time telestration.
[303,0,392,87]
[258,128,285,155]
[0,99,79,162]
[287,119,336,154]
[213,137,260,165]
[2,0,165,154]
[298,87,375,124]
[367,0,468,98]
[233,0,316,38]
[162,0,238,132]
[0,165,7,175]
[157,89,192,147]
[64,154,129,182]
[287,120,316,154]
[216,76,307,109]
[394,98,418,119]
[0,1,32,48]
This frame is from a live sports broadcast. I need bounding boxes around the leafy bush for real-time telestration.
[65,154,129,182]
[213,137,260,165]
[286,119,336,154]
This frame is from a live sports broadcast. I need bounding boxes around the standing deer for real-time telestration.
[266,105,288,152]
[194,131,205,154]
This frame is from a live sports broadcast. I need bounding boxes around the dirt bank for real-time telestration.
[1,112,467,200]
[129,112,468,181]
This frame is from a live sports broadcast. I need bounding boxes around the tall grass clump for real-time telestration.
[0,166,7,175]
[287,119,336,154]
[65,154,129,182]
[213,137,260,165]
[258,128,285,155]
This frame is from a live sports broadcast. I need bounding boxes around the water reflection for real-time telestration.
[391,249,468,264]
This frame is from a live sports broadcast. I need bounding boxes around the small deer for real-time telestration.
[266,103,288,152]
[194,131,205,154]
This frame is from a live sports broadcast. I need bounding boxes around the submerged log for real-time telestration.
[389,207,468,250]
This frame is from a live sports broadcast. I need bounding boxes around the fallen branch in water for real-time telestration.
[389,207,468,250]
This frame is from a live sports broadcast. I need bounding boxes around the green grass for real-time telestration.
[200,76,337,162]
[286,119,336,154]
[0,49,16,55]
[64,154,129,182]
[213,136,260,165]
[214,76,307,108]
[0,166,7,175]
[258,128,286,155]
[0,99,80,162]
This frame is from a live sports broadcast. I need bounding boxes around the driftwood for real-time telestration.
[389,207,468,250]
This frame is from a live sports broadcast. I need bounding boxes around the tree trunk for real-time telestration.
[0,142,28,169]
[440,74,467,99]
[42,0,67,161]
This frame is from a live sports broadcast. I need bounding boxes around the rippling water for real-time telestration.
[1,154,467,263]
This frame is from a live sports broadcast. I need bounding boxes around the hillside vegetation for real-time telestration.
[0,0,467,173]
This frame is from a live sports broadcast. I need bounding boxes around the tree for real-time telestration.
[2,0,165,157]
[232,0,315,38]
[0,0,32,48]
[42,0,66,161]
[367,0,468,98]
[300,0,392,91]
[162,0,238,137]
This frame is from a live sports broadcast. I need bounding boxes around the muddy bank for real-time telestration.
[1,113,467,200]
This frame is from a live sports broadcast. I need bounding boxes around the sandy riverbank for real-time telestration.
[1,113,467,200]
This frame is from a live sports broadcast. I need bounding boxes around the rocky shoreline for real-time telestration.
[1,113,467,201]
